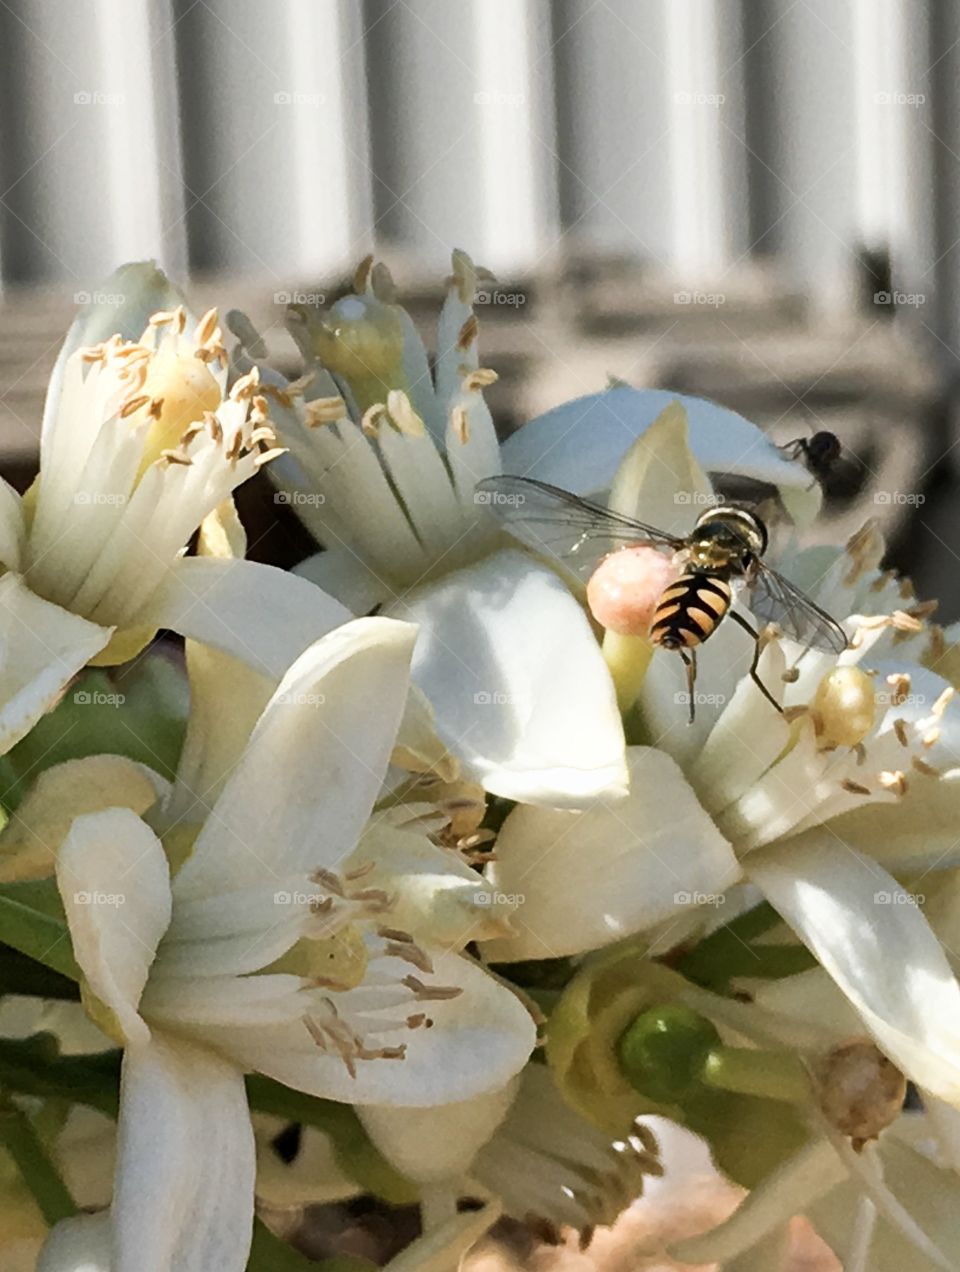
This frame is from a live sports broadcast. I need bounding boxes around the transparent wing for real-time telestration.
[746,562,849,654]
[477,475,683,579]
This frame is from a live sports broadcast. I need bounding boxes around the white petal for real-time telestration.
[501,387,821,523]
[295,547,390,614]
[822,774,960,874]
[608,398,713,537]
[482,747,740,962]
[39,1212,112,1272]
[358,1080,518,1183]
[56,809,172,1047]
[40,262,186,451]
[0,754,163,882]
[748,837,960,1103]
[166,619,415,970]
[164,642,273,824]
[112,1035,254,1272]
[390,550,627,806]
[197,950,536,1107]
[0,575,111,752]
[138,556,351,680]
[0,477,25,572]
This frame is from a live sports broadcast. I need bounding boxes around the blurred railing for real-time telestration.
[0,0,959,609]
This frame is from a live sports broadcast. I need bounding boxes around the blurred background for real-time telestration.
[0,0,958,614]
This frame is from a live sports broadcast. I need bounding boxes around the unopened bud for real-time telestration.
[814,1038,905,1148]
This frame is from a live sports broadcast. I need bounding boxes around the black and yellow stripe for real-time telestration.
[650,574,732,650]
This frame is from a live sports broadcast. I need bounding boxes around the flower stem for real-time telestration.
[419,1180,460,1234]
[701,1046,811,1105]
[602,631,653,713]
[0,1096,76,1225]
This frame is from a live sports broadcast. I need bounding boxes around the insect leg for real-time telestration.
[727,611,784,714]
[678,647,698,724]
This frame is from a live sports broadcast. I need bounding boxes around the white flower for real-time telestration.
[482,406,960,1112]
[40,617,535,1272]
[230,253,813,809]
[0,264,352,718]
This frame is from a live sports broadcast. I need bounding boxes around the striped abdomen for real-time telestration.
[650,573,732,649]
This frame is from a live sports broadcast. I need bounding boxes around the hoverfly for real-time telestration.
[476,475,849,721]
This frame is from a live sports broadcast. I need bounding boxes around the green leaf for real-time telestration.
[0,1035,120,1116]
[3,652,188,808]
[0,1096,76,1225]
[0,880,79,980]
[0,943,80,999]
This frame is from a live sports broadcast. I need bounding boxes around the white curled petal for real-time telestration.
[56,809,172,1047]
[0,575,111,752]
[502,387,820,522]
[390,550,627,807]
[137,556,351,681]
[748,837,960,1104]
[358,1080,518,1183]
[112,1035,254,1272]
[196,951,537,1107]
[168,619,415,968]
[482,747,741,962]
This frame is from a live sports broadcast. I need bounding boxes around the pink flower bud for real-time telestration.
[587,547,680,636]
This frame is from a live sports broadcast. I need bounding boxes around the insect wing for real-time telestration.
[746,563,849,654]
[476,476,682,579]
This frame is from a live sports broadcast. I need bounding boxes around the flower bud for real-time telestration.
[812,665,876,748]
[587,547,679,636]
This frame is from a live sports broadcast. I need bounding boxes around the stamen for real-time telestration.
[401,975,463,1002]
